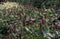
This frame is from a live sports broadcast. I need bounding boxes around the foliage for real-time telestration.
[0,2,60,39]
[9,0,60,9]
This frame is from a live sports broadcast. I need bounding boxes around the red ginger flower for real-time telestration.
[10,26,13,33]
[10,34,12,39]
[54,24,59,29]
[4,35,8,39]
[42,17,45,23]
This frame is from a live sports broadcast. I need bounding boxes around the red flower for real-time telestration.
[10,34,12,39]
[42,17,45,23]
[10,26,13,33]
[54,24,59,29]
[4,35,8,39]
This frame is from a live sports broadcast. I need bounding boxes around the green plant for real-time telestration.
[0,2,60,39]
